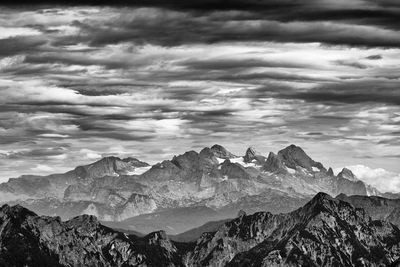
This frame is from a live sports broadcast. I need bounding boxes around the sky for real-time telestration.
[0,1,400,191]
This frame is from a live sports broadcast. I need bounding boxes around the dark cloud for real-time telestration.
[180,58,310,70]
[334,60,368,69]
[65,12,400,48]
[366,54,383,60]
[0,36,47,56]
[5,147,66,159]
[271,80,400,105]
[1,3,400,179]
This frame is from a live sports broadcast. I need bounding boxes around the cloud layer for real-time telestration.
[0,2,399,183]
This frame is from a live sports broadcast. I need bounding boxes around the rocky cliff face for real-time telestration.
[277,144,326,172]
[0,204,183,267]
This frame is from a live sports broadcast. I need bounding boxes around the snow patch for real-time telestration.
[230,157,258,168]
[216,157,226,164]
[127,166,151,175]
[287,167,296,174]
[312,167,320,172]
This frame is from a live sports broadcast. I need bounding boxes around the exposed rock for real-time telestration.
[327,167,334,176]
[4,193,400,266]
[210,144,236,159]
[221,159,252,180]
[338,167,358,181]
[187,192,400,266]
[263,152,284,172]
[336,194,400,227]
[277,144,325,171]
[244,147,257,163]
[0,204,183,267]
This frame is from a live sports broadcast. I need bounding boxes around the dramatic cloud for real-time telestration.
[346,165,400,193]
[0,2,399,182]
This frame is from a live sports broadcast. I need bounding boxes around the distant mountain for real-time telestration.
[3,193,400,266]
[103,206,225,235]
[0,144,390,234]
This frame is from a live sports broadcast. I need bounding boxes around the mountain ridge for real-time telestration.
[0,144,392,234]
[2,192,400,266]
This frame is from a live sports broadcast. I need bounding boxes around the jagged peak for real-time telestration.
[66,214,100,230]
[263,152,284,172]
[145,230,169,244]
[245,146,257,156]
[243,146,258,163]
[122,157,149,166]
[338,167,357,181]
[93,156,121,164]
[310,192,334,202]
[210,144,236,159]
[300,192,365,219]
[300,192,341,215]
[278,144,308,159]
[278,144,324,171]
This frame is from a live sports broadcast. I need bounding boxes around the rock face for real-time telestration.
[210,144,236,159]
[0,204,183,267]
[277,144,325,171]
[243,147,267,165]
[263,152,284,172]
[338,167,358,181]
[187,193,400,266]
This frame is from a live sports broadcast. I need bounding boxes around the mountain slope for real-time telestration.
[0,204,183,267]
[336,194,400,227]
[186,193,400,266]
[2,192,400,266]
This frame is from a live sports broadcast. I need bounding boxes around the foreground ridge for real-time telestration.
[0,204,184,267]
[1,192,400,266]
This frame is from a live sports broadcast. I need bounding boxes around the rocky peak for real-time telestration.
[243,147,257,163]
[145,230,169,244]
[0,205,183,267]
[338,167,358,181]
[263,152,284,172]
[66,214,100,232]
[210,144,236,159]
[327,167,334,176]
[277,144,325,171]
[171,150,199,169]
[0,204,36,221]
[121,157,149,167]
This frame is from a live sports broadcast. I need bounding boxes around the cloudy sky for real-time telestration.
[0,1,400,191]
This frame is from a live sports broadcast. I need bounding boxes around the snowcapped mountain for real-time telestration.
[0,144,388,234]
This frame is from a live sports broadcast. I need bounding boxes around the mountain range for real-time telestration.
[2,192,400,266]
[0,144,396,234]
